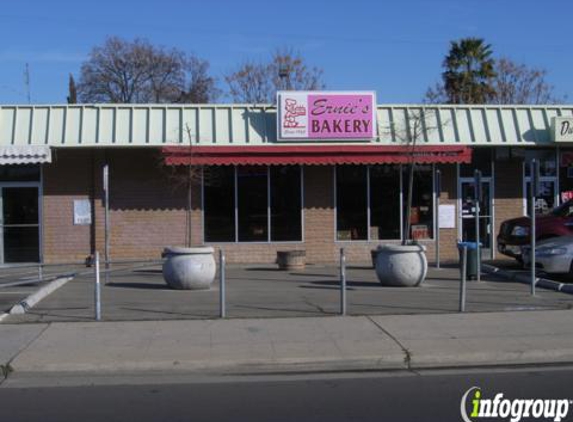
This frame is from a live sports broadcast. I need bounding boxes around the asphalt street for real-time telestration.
[1,366,572,422]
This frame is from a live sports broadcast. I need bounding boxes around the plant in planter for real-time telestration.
[374,108,440,287]
[160,125,216,290]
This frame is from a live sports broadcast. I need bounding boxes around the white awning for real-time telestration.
[0,145,51,165]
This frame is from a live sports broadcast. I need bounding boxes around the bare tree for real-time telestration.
[177,56,221,103]
[491,57,564,104]
[382,108,442,244]
[225,48,325,103]
[77,37,218,103]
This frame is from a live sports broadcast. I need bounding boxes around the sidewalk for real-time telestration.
[2,310,573,377]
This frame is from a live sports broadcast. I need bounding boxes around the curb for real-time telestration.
[9,277,74,315]
[482,264,569,294]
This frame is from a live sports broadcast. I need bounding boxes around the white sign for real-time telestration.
[438,204,456,228]
[552,117,573,142]
[73,199,92,225]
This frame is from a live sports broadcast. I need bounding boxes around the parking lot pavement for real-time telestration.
[0,264,90,316]
[3,261,573,324]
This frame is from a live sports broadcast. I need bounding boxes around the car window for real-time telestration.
[552,201,573,217]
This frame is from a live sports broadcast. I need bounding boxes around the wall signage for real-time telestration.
[73,199,92,225]
[277,91,376,141]
[552,117,573,143]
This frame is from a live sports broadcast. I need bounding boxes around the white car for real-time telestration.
[522,235,573,277]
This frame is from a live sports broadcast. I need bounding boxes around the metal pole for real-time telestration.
[103,164,110,284]
[474,170,481,283]
[38,263,43,281]
[219,249,226,318]
[340,248,347,316]
[459,246,467,312]
[435,170,441,269]
[530,160,537,296]
[94,251,101,321]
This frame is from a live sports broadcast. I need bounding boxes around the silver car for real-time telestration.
[522,235,573,277]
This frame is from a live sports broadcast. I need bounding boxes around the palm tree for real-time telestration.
[443,38,496,104]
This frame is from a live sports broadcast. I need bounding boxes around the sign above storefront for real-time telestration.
[277,91,376,141]
[552,117,573,143]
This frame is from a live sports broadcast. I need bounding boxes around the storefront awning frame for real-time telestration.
[162,145,472,166]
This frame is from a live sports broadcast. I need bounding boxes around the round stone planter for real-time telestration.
[162,246,216,290]
[276,250,306,271]
[374,244,428,287]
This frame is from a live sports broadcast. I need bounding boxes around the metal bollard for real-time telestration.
[38,264,43,281]
[219,249,226,318]
[340,248,347,316]
[94,251,102,321]
[459,246,467,313]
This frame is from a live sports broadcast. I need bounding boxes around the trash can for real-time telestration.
[457,241,479,280]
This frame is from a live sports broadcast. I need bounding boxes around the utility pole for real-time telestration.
[24,63,31,104]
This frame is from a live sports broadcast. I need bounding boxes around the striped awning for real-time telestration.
[162,145,472,166]
[0,146,51,165]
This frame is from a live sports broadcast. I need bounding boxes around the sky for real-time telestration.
[0,0,572,104]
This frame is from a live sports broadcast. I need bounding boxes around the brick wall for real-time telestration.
[493,157,524,259]
[42,149,522,265]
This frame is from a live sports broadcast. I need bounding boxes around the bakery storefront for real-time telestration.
[0,97,572,265]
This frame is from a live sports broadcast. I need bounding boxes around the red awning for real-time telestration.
[162,145,472,166]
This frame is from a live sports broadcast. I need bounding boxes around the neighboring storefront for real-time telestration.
[0,97,572,265]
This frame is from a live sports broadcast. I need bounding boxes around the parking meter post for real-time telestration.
[219,249,226,318]
[530,160,537,296]
[459,245,467,313]
[340,248,347,316]
[435,169,441,269]
[474,170,482,283]
[94,251,101,321]
[103,164,110,285]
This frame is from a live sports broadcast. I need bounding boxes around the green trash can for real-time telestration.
[457,241,479,280]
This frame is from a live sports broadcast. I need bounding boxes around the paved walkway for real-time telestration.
[3,262,573,323]
[2,310,573,377]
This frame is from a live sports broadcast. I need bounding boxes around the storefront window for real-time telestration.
[524,149,557,177]
[238,166,268,242]
[559,148,573,204]
[336,166,367,240]
[403,165,434,240]
[370,165,401,240]
[204,166,235,242]
[335,164,429,242]
[523,149,557,215]
[203,165,303,243]
[271,166,302,241]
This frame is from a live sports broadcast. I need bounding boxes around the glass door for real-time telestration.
[0,185,40,263]
[459,179,493,259]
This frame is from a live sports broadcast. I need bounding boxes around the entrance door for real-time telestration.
[459,179,493,259]
[0,185,40,263]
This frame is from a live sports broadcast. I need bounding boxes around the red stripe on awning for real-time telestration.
[162,145,472,166]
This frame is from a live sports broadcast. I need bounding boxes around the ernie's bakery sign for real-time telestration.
[277,91,376,141]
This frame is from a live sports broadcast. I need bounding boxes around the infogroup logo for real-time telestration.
[461,386,572,422]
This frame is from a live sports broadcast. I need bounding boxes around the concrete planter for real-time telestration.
[162,246,216,290]
[374,244,428,287]
[276,250,306,271]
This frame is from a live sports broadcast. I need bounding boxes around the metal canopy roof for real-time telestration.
[0,104,571,148]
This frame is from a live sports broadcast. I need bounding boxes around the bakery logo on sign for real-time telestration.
[283,99,307,129]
